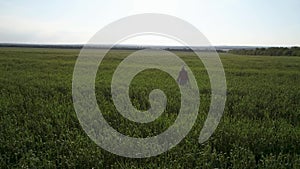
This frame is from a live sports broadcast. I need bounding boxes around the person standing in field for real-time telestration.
[177,66,189,86]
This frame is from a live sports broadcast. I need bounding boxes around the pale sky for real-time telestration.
[0,0,299,46]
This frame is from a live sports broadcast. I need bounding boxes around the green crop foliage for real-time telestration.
[0,48,299,168]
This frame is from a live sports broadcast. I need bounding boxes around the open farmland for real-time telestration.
[0,47,300,168]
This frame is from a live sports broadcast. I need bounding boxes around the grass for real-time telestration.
[0,47,300,168]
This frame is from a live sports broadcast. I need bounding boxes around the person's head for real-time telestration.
[181,66,185,71]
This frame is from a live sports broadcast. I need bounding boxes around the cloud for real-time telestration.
[0,15,93,43]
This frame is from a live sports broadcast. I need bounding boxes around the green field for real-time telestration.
[0,47,300,168]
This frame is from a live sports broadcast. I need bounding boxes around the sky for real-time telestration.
[0,0,299,46]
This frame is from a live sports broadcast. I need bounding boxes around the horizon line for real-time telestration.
[0,42,299,48]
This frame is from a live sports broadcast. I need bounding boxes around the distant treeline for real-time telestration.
[229,47,300,56]
[0,43,221,52]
